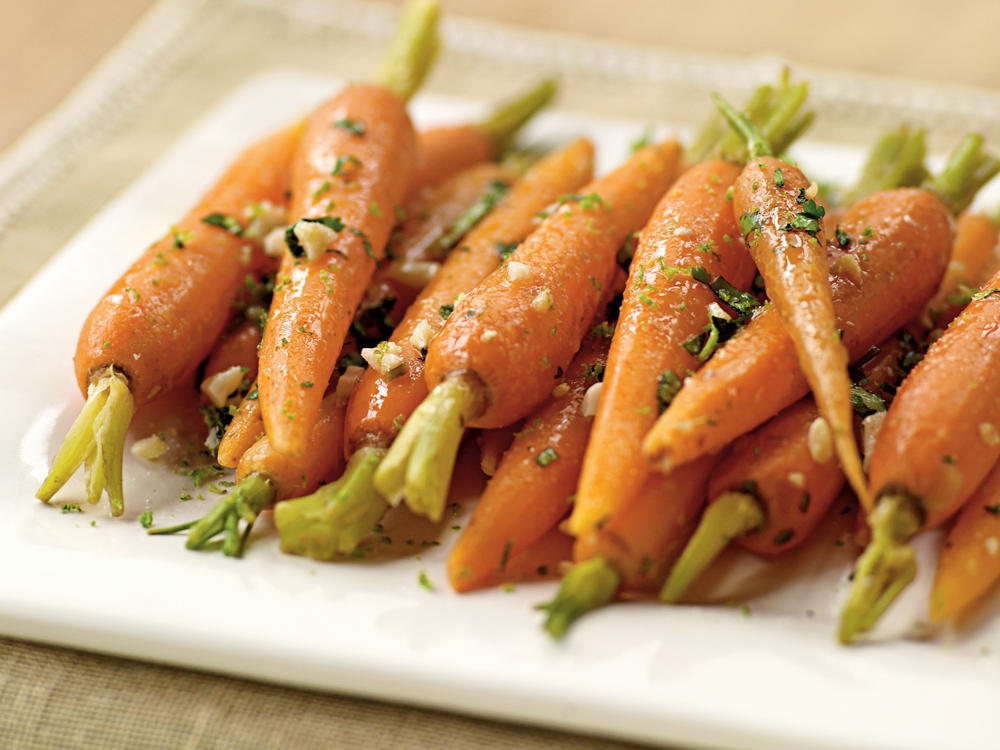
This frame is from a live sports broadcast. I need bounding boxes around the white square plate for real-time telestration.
[3,69,1000,750]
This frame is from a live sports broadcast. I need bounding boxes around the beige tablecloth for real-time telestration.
[2,1,1000,747]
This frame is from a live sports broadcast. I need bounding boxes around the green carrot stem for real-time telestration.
[926,133,1000,216]
[372,0,440,102]
[838,491,923,644]
[373,374,485,522]
[713,83,776,163]
[274,446,389,559]
[536,557,620,639]
[479,79,558,154]
[773,111,815,157]
[181,472,276,556]
[759,81,808,148]
[147,520,198,535]
[712,93,774,160]
[37,366,135,516]
[660,491,765,603]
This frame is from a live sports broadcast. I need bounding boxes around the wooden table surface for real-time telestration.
[2,0,998,155]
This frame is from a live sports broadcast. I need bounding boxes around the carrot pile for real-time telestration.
[39,12,1000,648]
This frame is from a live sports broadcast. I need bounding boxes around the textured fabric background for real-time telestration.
[2,1,999,747]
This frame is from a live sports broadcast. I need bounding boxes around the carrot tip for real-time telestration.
[373,377,480,523]
[174,472,276,557]
[660,491,764,603]
[537,557,620,639]
[837,492,922,644]
[37,366,135,516]
[275,446,388,559]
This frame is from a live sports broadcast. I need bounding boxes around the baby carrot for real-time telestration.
[477,423,518,477]
[274,138,595,558]
[540,457,716,636]
[257,2,437,457]
[151,391,347,556]
[566,159,755,538]
[930,459,1000,622]
[408,79,556,192]
[37,124,299,515]
[842,268,1000,640]
[375,140,682,522]
[471,528,573,592]
[713,94,869,509]
[643,155,982,486]
[448,321,611,593]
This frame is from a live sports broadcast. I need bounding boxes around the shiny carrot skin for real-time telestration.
[477,423,518,477]
[74,125,298,404]
[869,268,1000,531]
[732,156,867,506]
[448,326,609,592]
[259,84,417,456]
[644,188,953,476]
[574,457,716,592]
[922,211,999,329]
[345,138,595,453]
[930,459,1000,622]
[426,141,683,428]
[567,160,754,537]
[203,319,261,384]
[217,381,263,468]
[410,125,494,194]
[236,392,347,501]
[461,528,573,592]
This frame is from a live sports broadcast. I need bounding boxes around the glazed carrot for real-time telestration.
[203,319,262,386]
[408,79,556,192]
[540,457,715,636]
[36,124,300,515]
[448,322,611,592]
[643,188,959,487]
[274,138,595,558]
[466,528,573,592]
[930,459,1000,622]
[566,160,755,538]
[711,95,869,509]
[216,381,263,468]
[842,270,1000,640]
[375,140,682,522]
[477,424,518,477]
[151,391,347,556]
[921,210,999,329]
[258,3,437,458]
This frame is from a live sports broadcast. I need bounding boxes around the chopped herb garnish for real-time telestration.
[311,180,332,201]
[973,288,1000,301]
[591,321,614,338]
[835,226,851,248]
[175,463,225,487]
[139,511,154,529]
[690,266,711,284]
[985,504,1000,515]
[499,539,514,570]
[439,303,454,319]
[943,454,957,465]
[557,192,609,212]
[630,127,653,153]
[850,385,887,417]
[536,447,559,467]
[417,570,433,590]
[774,529,795,546]
[656,369,682,413]
[773,169,784,187]
[709,276,761,319]
[331,154,362,176]
[61,503,82,513]
[738,210,762,238]
[202,213,243,236]
[300,381,314,388]
[496,241,518,260]
[799,492,811,513]
[439,180,508,250]
[333,118,365,135]
[171,225,194,248]
[582,361,605,382]
[348,226,374,258]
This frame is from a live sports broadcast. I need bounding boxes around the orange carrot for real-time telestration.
[713,95,868,508]
[407,79,556,193]
[448,321,611,593]
[567,160,755,538]
[37,124,300,515]
[930,459,1000,622]
[374,141,683,523]
[643,188,954,486]
[274,138,595,559]
[463,528,573,592]
[203,320,262,386]
[477,424,519,477]
[257,3,440,457]
[151,391,347,556]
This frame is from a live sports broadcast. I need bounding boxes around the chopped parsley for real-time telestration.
[174,463,225,487]
[850,385,887,417]
[774,529,795,546]
[417,570,434,590]
[171,225,194,248]
[738,210,762,238]
[591,321,614,338]
[496,241,518,260]
[709,276,761,320]
[536,447,559,467]
[333,118,365,135]
[331,154,362,176]
[348,226,374,258]
[61,503,82,513]
[835,226,851,248]
[139,511,154,529]
[773,169,784,187]
[656,369,682,413]
[201,213,243,236]
[582,361,605,382]
[439,303,454,319]
[557,192,609,212]
[781,189,825,237]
